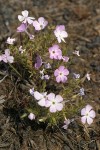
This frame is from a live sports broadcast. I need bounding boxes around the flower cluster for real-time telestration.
[30,90,63,113]
[0,10,96,128]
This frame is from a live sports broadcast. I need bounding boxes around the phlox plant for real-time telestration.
[0,10,96,128]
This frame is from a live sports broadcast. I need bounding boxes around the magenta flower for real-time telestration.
[0,49,14,63]
[46,93,63,113]
[54,25,68,43]
[17,23,27,32]
[54,66,69,83]
[18,10,35,24]
[33,17,48,31]
[81,105,96,125]
[48,44,62,60]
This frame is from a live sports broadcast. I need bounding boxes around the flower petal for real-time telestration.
[22,10,28,17]
[87,116,93,125]
[89,110,96,118]
[38,99,45,107]
[81,116,87,124]
[50,105,57,113]
[34,91,43,100]
[47,93,55,101]
[56,76,61,83]
[18,15,24,22]
[55,95,63,102]
[85,105,92,113]
[81,108,86,116]
[55,103,63,111]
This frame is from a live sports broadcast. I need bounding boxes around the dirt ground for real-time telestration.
[0,0,100,150]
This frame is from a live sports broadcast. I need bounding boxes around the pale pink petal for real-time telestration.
[87,116,93,125]
[54,69,59,76]
[50,105,57,113]
[22,10,28,17]
[81,108,86,116]
[47,93,55,101]
[27,18,34,24]
[38,17,45,24]
[85,105,92,113]
[5,49,10,56]
[8,56,14,63]
[18,15,24,22]
[55,103,63,111]
[2,55,7,63]
[81,116,87,124]
[61,76,67,83]
[38,99,46,106]
[61,31,68,38]
[63,69,69,75]
[59,66,65,71]
[89,110,96,118]
[62,124,68,129]
[28,113,35,120]
[57,37,61,43]
[33,21,41,30]
[34,91,43,100]
[55,95,63,102]
[45,100,52,107]
[56,76,61,83]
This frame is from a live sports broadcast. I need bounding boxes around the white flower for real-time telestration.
[86,73,90,81]
[62,119,70,129]
[33,17,48,30]
[34,91,48,107]
[28,113,35,120]
[1,49,14,63]
[18,10,35,24]
[81,105,96,125]
[46,93,63,113]
[19,46,26,54]
[54,25,68,43]
[6,37,15,45]
[73,73,80,79]
[79,88,85,96]
[29,88,34,96]
[73,50,80,56]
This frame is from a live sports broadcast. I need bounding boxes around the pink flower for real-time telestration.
[49,44,62,60]
[62,56,69,62]
[62,119,70,129]
[6,37,15,45]
[81,105,96,125]
[46,93,63,113]
[34,91,48,107]
[18,10,35,24]
[33,17,48,30]
[34,55,42,69]
[0,49,14,63]
[17,23,27,32]
[28,113,35,120]
[54,66,69,83]
[54,25,68,43]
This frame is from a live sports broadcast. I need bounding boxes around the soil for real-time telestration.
[0,0,100,150]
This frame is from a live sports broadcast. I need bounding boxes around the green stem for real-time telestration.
[9,63,22,78]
